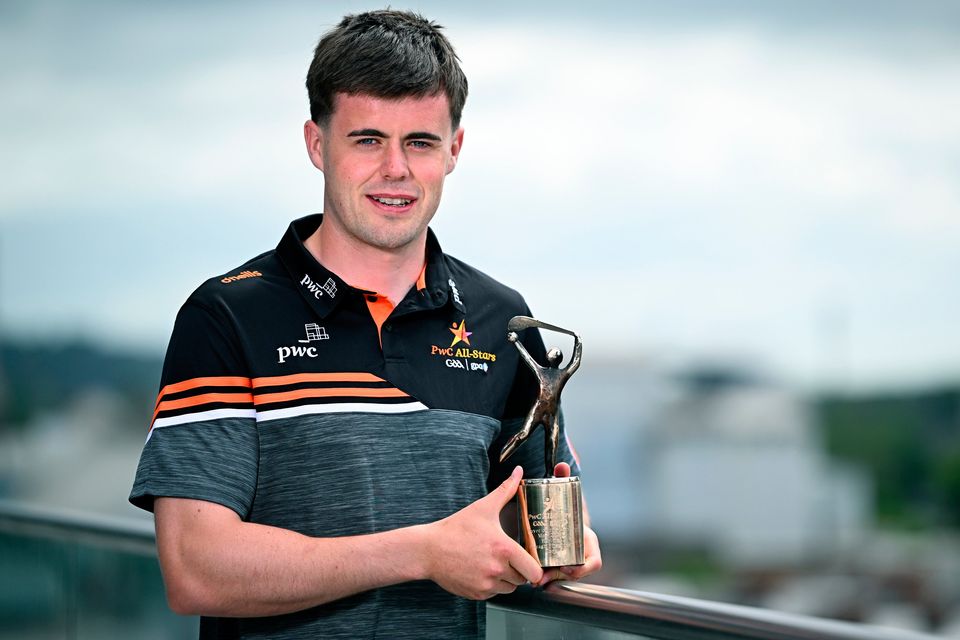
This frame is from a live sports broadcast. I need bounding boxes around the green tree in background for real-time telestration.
[819,388,960,529]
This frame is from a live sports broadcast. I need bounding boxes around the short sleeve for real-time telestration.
[489,309,581,488]
[129,299,259,518]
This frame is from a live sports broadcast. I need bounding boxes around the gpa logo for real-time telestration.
[277,323,329,363]
[446,359,489,372]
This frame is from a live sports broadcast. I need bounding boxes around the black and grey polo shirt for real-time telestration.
[130,214,581,640]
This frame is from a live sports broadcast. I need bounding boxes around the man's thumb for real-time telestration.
[488,465,523,507]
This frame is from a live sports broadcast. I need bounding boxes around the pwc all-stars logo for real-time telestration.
[429,319,496,372]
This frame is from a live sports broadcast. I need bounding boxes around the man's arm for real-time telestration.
[155,466,543,617]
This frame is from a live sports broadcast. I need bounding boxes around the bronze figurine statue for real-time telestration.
[498,316,582,477]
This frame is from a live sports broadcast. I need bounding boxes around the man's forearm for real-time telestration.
[154,468,542,617]
[156,498,430,617]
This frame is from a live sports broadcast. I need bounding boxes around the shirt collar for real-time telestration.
[276,214,466,317]
[276,214,346,318]
[419,225,466,314]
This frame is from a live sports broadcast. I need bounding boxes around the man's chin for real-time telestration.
[355,227,428,252]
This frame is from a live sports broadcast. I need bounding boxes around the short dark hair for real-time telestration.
[306,10,468,129]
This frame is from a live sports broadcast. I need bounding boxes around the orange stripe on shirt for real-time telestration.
[152,391,255,424]
[155,376,252,408]
[254,386,409,406]
[251,372,385,389]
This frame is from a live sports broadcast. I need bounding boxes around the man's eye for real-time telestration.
[357,138,378,145]
[409,140,432,149]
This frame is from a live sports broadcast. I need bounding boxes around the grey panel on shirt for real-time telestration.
[129,408,579,639]
[130,417,259,517]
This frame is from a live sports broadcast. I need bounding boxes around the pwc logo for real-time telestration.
[300,274,338,299]
[277,323,329,363]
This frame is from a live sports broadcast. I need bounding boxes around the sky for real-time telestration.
[1,0,958,391]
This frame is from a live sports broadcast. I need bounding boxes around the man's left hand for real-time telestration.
[536,462,602,586]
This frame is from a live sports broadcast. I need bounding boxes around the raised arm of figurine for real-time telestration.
[562,332,583,379]
[509,316,581,379]
[500,317,577,468]
[507,330,544,380]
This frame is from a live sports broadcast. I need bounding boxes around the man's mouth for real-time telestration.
[369,195,414,208]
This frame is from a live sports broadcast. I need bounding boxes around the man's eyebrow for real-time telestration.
[346,129,442,142]
[347,128,387,138]
[404,131,442,142]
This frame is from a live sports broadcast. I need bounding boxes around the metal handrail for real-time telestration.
[0,499,156,555]
[491,582,939,640]
[0,501,940,640]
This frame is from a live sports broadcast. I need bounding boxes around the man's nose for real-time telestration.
[381,141,410,180]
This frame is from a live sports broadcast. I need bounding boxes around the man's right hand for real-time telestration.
[421,466,542,600]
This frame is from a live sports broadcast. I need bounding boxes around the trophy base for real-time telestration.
[516,476,585,568]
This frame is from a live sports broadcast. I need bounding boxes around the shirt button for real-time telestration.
[384,323,393,332]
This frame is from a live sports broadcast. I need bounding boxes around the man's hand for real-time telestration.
[535,462,603,586]
[422,466,543,600]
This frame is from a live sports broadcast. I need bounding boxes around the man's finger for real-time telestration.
[502,566,527,586]
[536,568,567,587]
[485,465,523,508]
[496,579,519,595]
[508,543,543,585]
[562,557,600,580]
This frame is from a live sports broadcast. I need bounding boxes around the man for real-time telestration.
[130,10,600,639]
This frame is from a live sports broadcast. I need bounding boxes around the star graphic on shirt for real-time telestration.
[449,320,472,348]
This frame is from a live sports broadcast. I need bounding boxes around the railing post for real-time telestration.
[65,539,78,640]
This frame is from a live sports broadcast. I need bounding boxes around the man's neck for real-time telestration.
[303,219,426,305]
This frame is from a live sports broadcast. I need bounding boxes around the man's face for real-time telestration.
[304,93,463,253]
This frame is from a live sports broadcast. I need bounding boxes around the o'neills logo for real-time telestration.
[221,270,262,284]
[429,320,496,372]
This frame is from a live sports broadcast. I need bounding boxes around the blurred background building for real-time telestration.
[1,0,959,637]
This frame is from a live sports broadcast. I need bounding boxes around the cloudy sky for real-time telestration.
[1,0,958,391]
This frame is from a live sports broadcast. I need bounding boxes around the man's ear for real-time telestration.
[445,126,464,175]
[304,120,325,172]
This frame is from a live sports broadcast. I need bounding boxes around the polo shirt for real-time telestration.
[130,214,581,639]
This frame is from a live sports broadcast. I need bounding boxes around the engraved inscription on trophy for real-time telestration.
[499,316,585,568]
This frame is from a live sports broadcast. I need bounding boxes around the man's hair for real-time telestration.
[306,10,468,129]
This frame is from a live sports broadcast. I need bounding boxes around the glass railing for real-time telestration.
[0,501,197,639]
[0,501,940,640]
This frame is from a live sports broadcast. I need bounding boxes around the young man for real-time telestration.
[130,10,600,639]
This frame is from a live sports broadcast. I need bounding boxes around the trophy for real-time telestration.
[499,316,584,568]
